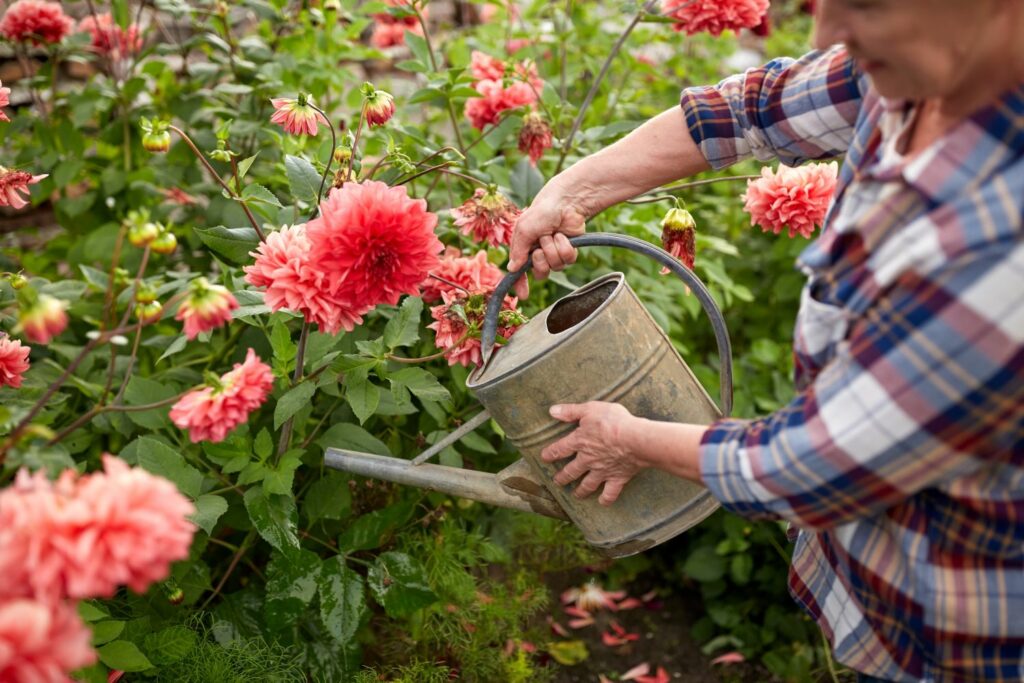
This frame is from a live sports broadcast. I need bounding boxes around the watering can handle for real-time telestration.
[481,233,733,417]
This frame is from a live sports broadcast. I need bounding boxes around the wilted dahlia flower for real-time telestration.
[451,187,521,248]
[77,12,143,58]
[518,111,553,166]
[428,290,527,368]
[15,293,67,345]
[0,167,47,210]
[419,248,504,303]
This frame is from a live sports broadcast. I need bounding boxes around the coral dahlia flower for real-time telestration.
[451,187,521,248]
[0,598,96,682]
[518,111,553,166]
[175,277,238,340]
[244,224,370,335]
[0,167,47,210]
[659,207,696,275]
[270,95,329,136]
[0,336,30,388]
[170,348,274,443]
[464,78,539,130]
[15,293,67,345]
[0,0,73,45]
[370,0,424,48]
[428,290,526,368]
[305,181,443,309]
[470,50,507,82]
[0,82,9,123]
[419,247,504,303]
[662,0,769,36]
[77,12,142,58]
[742,162,838,238]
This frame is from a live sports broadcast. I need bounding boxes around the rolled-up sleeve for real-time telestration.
[699,241,1024,530]
[680,45,865,169]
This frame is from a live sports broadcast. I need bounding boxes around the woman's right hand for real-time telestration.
[507,184,588,299]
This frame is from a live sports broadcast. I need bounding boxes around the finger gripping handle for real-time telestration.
[481,233,733,416]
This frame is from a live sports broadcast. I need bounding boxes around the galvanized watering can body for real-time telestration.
[325,234,733,558]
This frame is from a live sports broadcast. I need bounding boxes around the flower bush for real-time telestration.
[0,0,838,680]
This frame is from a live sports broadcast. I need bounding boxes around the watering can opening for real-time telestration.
[545,278,619,334]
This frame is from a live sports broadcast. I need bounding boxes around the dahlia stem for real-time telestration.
[200,530,256,611]
[276,322,310,458]
[555,0,660,174]
[168,125,265,241]
[348,105,366,183]
[465,118,506,153]
[307,102,337,214]
[47,393,186,445]
[626,174,761,203]
[428,273,472,295]
[387,331,471,364]
[399,164,488,188]
[300,397,342,449]
[410,2,466,155]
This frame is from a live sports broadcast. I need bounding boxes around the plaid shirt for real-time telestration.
[683,46,1024,682]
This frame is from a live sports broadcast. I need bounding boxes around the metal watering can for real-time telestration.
[324,234,733,558]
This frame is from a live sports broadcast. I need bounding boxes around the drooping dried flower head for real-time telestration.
[0,336,30,388]
[15,293,68,345]
[270,94,328,136]
[175,277,238,340]
[0,0,73,44]
[419,247,504,303]
[450,187,521,248]
[244,224,370,335]
[659,207,697,275]
[77,12,143,58]
[0,167,47,210]
[306,181,443,309]
[661,0,769,36]
[742,162,838,238]
[0,598,96,682]
[518,111,553,166]
[170,348,274,443]
[428,290,526,367]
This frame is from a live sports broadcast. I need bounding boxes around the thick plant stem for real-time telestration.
[276,322,310,457]
[348,105,366,183]
[168,125,265,241]
[200,530,257,611]
[555,0,660,173]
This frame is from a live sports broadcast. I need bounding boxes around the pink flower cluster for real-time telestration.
[428,290,525,367]
[0,81,10,123]
[419,247,504,304]
[518,111,553,166]
[450,187,522,248]
[662,0,769,36]
[742,162,838,238]
[464,51,544,130]
[77,12,142,59]
[170,348,274,443]
[370,0,425,48]
[0,167,47,210]
[0,335,30,388]
[0,457,196,682]
[0,0,73,45]
[270,96,329,136]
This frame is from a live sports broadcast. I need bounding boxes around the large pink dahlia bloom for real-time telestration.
[0,598,96,683]
[662,0,769,36]
[419,247,504,304]
[0,0,73,44]
[742,162,838,238]
[306,181,443,309]
[170,348,274,443]
[0,335,30,388]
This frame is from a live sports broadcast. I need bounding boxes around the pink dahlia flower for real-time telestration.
[175,277,238,340]
[0,168,47,210]
[0,336,30,388]
[518,111,553,166]
[15,293,68,345]
[742,162,838,238]
[244,224,370,335]
[77,12,142,58]
[370,0,424,48]
[0,598,96,682]
[662,0,769,36]
[0,468,65,601]
[464,78,539,130]
[428,290,525,367]
[479,1,520,24]
[170,348,274,443]
[0,81,9,123]
[270,95,328,136]
[306,181,443,309]
[470,50,507,82]
[420,247,504,303]
[506,38,531,54]
[0,0,73,44]
[451,187,521,248]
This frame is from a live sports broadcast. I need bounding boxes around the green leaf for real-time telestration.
[78,601,109,623]
[237,153,259,180]
[123,376,177,429]
[682,545,727,583]
[194,225,260,265]
[547,640,589,666]
[318,422,391,456]
[383,297,423,350]
[264,548,321,632]
[285,154,322,205]
[90,620,124,646]
[388,367,450,403]
[317,557,368,642]
[303,471,352,523]
[190,494,228,535]
[404,29,431,70]
[730,553,754,585]
[135,437,204,499]
[274,381,316,430]
[510,158,544,205]
[143,626,197,666]
[458,430,496,454]
[367,551,437,618]
[241,182,283,208]
[263,452,302,495]
[254,428,274,461]
[337,500,414,552]
[244,486,300,551]
[270,321,297,365]
[158,335,188,363]
[345,373,379,425]
[97,641,153,672]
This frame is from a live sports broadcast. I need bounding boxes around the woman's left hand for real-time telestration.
[540,401,646,506]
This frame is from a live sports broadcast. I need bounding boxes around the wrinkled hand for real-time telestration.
[540,401,644,506]
[507,186,587,299]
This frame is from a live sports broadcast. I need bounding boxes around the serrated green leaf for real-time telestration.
[264,548,321,632]
[383,296,423,350]
[337,500,414,552]
[254,428,273,460]
[682,545,727,583]
[123,376,177,429]
[143,626,197,666]
[274,381,316,429]
[367,551,437,618]
[190,494,228,535]
[285,154,322,205]
[263,453,301,495]
[241,182,283,208]
[388,367,450,403]
[345,373,379,424]
[157,335,188,363]
[97,641,153,672]
[243,486,299,551]
[270,321,297,365]
[194,225,260,265]
[318,422,391,456]
[135,438,203,499]
[510,158,544,206]
[303,471,352,523]
[237,153,259,180]
[404,29,431,70]
[90,620,124,646]
[317,557,368,642]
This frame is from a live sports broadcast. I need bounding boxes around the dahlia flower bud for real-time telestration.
[15,293,69,345]
[128,221,160,247]
[333,146,352,164]
[113,268,131,288]
[150,229,178,255]
[139,118,171,153]
[518,111,553,166]
[0,335,31,388]
[175,277,238,340]
[662,206,696,233]
[134,300,163,324]
[134,282,158,304]
[6,272,28,290]
[361,82,395,128]
[660,207,696,274]
[270,94,328,136]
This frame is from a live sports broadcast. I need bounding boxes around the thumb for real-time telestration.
[549,403,583,422]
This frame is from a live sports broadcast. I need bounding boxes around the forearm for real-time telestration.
[552,106,711,219]
[621,415,708,483]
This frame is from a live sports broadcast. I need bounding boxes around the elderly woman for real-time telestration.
[507,1,1024,681]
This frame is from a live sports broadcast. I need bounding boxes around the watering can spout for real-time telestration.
[323,448,568,521]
